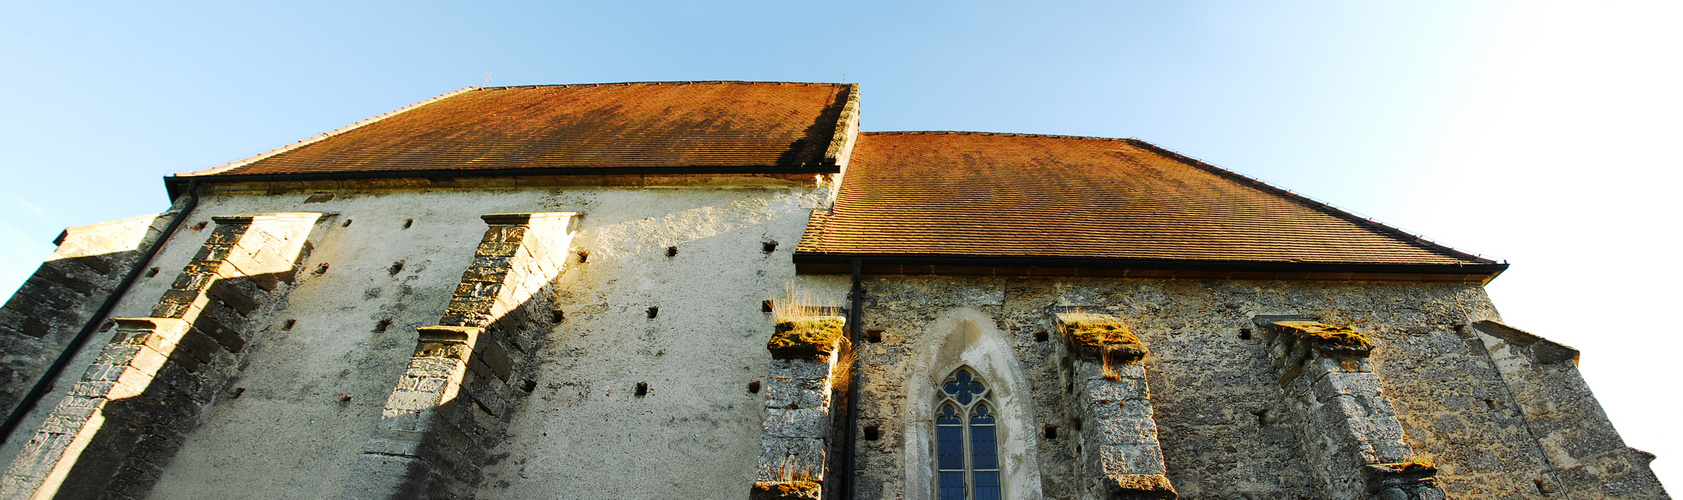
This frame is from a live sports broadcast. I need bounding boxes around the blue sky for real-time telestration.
[3,1,1677,488]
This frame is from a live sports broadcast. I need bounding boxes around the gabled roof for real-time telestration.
[796,132,1504,281]
[176,81,856,181]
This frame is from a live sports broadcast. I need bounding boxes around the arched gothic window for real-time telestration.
[936,367,1001,500]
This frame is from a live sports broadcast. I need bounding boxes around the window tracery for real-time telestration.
[935,367,1001,500]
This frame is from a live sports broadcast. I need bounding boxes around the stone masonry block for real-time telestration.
[764,377,831,409]
[474,339,512,382]
[763,408,831,438]
[1311,371,1384,404]
[757,437,827,482]
[1074,359,1146,382]
[207,280,261,316]
[476,242,521,258]
[1082,378,1149,404]
[1098,443,1168,476]
[1092,416,1162,446]
[769,357,835,381]
[190,314,244,353]
[386,386,448,412]
[1089,398,1155,421]
[481,226,527,243]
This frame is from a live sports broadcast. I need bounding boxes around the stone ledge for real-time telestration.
[750,480,821,500]
[767,316,845,359]
[1106,473,1178,499]
[1054,310,1148,363]
[1269,320,1373,356]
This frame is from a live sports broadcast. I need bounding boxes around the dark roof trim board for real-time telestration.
[163,164,842,200]
[792,253,1506,283]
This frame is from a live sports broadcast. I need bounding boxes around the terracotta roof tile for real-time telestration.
[797,132,1498,271]
[185,81,853,177]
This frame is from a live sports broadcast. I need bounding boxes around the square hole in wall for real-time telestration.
[865,329,884,343]
[863,425,880,441]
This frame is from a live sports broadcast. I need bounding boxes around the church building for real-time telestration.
[0,81,1666,499]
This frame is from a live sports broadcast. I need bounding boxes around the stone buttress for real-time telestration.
[0,213,323,499]
[1467,320,1669,498]
[1257,317,1445,500]
[752,313,847,500]
[0,215,168,420]
[341,213,578,500]
[1052,310,1177,500]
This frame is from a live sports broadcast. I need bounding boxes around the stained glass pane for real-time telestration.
[937,405,961,425]
[936,424,965,470]
[938,472,967,500]
[973,471,1002,500]
[970,424,998,470]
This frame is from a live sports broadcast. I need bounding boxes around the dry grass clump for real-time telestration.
[831,335,856,392]
[766,283,849,359]
[770,283,840,323]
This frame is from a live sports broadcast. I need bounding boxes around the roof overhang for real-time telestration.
[792,252,1506,284]
[164,164,843,200]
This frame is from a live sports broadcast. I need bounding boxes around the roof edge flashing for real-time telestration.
[791,253,1507,283]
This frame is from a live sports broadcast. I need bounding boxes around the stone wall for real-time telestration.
[0,177,1665,499]
[844,276,1667,499]
[0,177,846,499]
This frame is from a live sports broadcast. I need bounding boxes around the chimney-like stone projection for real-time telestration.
[0,213,322,499]
[752,313,847,500]
[342,213,578,500]
[1052,309,1177,500]
[1256,317,1445,500]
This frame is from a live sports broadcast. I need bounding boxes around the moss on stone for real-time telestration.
[1061,313,1140,348]
[767,316,846,359]
[1109,473,1178,499]
[1369,457,1436,473]
[750,480,821,500]
[1273,320,1373,355]
[1059,313,1149,363]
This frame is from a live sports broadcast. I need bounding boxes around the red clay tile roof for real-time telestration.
[796,132,1501,274]
[181,81,854,177]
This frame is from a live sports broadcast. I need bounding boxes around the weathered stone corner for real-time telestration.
[1107,473,1179,499]
[767,316,846,359]
[1054,311,1149,363]
[1469,320,1578,365]
[1268,320,1373,356]
[750,480,821,500]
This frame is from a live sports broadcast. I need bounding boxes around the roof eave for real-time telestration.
[791,252,1507,284]
[163,164,844,200]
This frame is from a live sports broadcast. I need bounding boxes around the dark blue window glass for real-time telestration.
[939,472,967,500]
[936,425,965,470]
[972,471,1001,500]
[970,423,998,470]
[936,367,1004,499]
